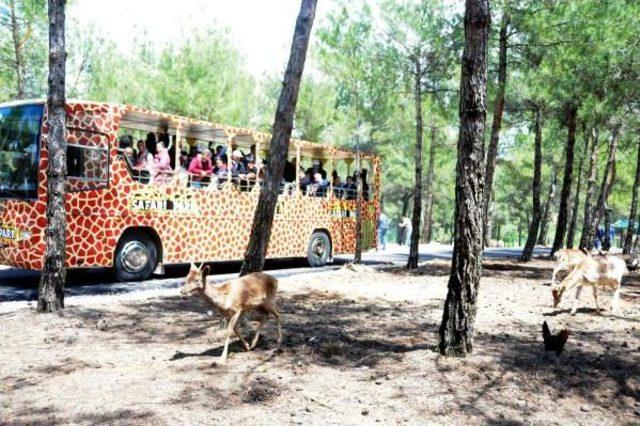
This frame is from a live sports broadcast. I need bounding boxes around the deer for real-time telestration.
[551,248,591,286]
[180,264,283,362]
[551,255,628,315]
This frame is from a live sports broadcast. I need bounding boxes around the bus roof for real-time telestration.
[1,99,375,162]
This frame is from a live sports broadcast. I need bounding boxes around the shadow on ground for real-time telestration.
[47,286,638,419]
[6,259,639,424]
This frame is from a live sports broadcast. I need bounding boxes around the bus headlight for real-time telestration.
[20,231,32,241]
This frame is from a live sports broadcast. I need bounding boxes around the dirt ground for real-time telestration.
[1,257,639,425]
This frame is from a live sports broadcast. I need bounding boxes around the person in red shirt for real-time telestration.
[188,149,213,188]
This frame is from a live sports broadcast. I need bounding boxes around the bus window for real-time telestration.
[66,129,109,191]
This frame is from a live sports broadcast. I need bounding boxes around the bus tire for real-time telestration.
[307,231,331,267]
[113,231,158,282]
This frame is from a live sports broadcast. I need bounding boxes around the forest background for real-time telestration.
[2,0,639,247]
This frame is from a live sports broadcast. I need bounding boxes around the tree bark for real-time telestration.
[603,206,612,251]
[588,125,621,250]
[537,174,556,246]
[401,191,413,217]
[521,107,543,261]
[9,0,25,99]
[239,0,316,275]
[37,0,67,312]
[482,12,509,247]
[579,128,600,250]
[566,127,588,249]
[634,214,640,251]
[550,104,578,256]
[354,144,363,263]
[421,125,437,243]
[407,58,423,269]
[439,0,490,357]
[623,140,640,254]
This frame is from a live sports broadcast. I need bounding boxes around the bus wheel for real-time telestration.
[114,232,157,282]
[307,232,331,267]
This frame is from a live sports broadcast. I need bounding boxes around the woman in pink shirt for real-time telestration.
[188,149,213,188]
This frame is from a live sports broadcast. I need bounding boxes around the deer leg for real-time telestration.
[233,315,251,351]
[264,304,283,347]
[592,285,601,313]
[220,311,242,362]
[250,315,266,350]
[611,285,621,314]
[570,286,583,315]
[551,266,561,286]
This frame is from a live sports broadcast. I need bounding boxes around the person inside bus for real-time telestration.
[123,146,136,164]
[179,149,190,171]
[343,176,356,200]
[135,139,149,169]
[283,159,296,182]
[119,134,133,150]
[310,172,329,197]
[152,142,172,184]
[298,168,312,194]
[167,136,177,170]
[213,156,228,181]
[230,150,247,177]
[331,171,343,197]
[306,159,327,180]
[188,149,213,188]
[245,155,258,179]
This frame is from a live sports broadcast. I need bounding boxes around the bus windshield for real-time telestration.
[0,104,43,200]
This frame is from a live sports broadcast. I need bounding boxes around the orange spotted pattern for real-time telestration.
[0,101,380,271]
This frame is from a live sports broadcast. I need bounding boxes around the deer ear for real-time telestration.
[190,263,197,271]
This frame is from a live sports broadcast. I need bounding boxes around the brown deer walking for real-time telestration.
[180,264,283,362]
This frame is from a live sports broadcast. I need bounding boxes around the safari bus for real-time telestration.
[0,100,380,281]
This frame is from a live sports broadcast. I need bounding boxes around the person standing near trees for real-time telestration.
[402,216,412,245]
[397,216,407,245]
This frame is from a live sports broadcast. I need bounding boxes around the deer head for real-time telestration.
[180,263,210,295]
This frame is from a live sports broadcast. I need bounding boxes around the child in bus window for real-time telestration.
[152,142,172,184]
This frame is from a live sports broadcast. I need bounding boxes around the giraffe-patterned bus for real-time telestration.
[0,100,380,281]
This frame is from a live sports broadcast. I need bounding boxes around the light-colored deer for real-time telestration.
[180,264,283,362]
[552,255,627,315]
[551,248,590,286]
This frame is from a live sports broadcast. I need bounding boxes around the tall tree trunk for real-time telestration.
[37,0,67,312]
[537,174,556,245]
[634,214,640,251]
[9,0,25,99]
[623,140,640,254]
[521,107,543,261]
[579,128,600,250]
[439,0,490,357]
[482,12,509,247]
[421,125,437,243]
[407,59,423,269]
[550,104,578,256]
[566,127,588,249]
[239,0,316,275]
[603,206,612,251]
[354,137,363,263]
[588,125,621,250]
[401,191,413,217]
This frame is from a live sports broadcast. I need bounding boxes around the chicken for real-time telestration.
[542,321,570,361]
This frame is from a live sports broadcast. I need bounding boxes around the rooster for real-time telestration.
[542,321,570,362]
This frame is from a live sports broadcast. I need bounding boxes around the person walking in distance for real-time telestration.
[378,211,390,250]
